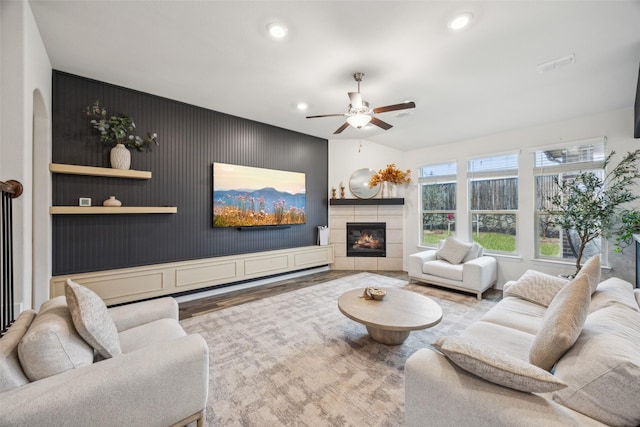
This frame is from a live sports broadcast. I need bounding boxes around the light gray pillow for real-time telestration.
[461,242,482,263]
[552,304,640,426]
[18,297,93,381]
[65,279,121,359]
[433,335,567,393]
[575,255,601,294]
[503,270,569,307]
[0,310,36,392]
[529,274,591,371]
[436,236,472,265]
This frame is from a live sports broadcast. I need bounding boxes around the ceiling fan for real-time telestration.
[306,72,416,134]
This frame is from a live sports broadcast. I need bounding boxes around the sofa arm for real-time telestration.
[408,250,437,277]
[0,334,209,427]
[405,348,605,427]
[462,255,497,288]
[108,297,178,332]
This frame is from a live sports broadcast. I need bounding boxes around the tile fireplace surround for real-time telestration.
[329,204,404,270]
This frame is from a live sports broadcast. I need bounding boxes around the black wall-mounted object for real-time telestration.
[635,62,640,138]
[51,71,328,275]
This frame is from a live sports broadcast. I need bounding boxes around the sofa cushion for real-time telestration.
[529,274,591,371]
[0,310,36,392]
[590,277,639,313]
[552,304,640,426]
[575,255,601,294]
[436,237,472,265]
[503,270,569,307]
[118,318,187,353]
[476,296,546,335]
[422,260,464,281]
[65,279,122,359]
[433,335,567,393]
[461,321,536,361]
[18,297,94,381]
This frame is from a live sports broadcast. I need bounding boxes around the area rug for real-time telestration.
[180,272,498,427]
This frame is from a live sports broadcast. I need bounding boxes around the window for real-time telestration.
[419,162,457,246]
[468,154,519,254]
[534,139,606,263]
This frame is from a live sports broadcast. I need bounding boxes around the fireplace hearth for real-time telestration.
[346,222,386,257]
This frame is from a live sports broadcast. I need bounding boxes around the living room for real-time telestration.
[2,1,640,425]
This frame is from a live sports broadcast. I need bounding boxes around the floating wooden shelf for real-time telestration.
[50,163,152,179]
[50,206,177,215]
[329,198,405,206]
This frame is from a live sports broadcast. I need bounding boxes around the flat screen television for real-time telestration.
[635,62,640,138]
[213,162,306,228]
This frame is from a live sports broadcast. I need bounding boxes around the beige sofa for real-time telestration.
[405,265,640,426]
[0,280,209,427]
[408,238,497,300]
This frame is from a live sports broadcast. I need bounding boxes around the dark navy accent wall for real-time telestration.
[52,71,328,275]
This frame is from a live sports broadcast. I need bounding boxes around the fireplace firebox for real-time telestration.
[346,222,386,257]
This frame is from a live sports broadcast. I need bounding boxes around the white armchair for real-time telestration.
[408,238,497,300]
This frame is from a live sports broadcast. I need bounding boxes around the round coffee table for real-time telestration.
[338,288,443,345]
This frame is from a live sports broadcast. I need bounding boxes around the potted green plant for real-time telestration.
[85,101,158,169]
[543,149,640,275]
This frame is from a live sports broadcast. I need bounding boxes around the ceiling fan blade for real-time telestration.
[348,92,363,109]
[333,122,350,134]
[372,101,416,114]
[306,113,347,119]
[370,116,393,130]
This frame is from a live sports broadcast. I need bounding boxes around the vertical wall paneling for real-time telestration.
[52,71,328,275]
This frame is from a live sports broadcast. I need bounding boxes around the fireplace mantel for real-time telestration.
[329,198,404,206]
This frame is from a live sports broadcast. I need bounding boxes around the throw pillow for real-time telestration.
[529,274,591,371]
[461,242,482,263]
[552,304,640,426]
[575,255,601,294]
[65,279,122,359]
[17,297,94,381]
[0,310,36,392]
[436,236,472,265]
[503,270,569,307]
[433,335,567,393]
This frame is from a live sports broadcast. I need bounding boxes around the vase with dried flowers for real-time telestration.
[368,164,411,198]
[85,101,158,170]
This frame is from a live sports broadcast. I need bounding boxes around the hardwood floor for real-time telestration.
[178,270,408,320]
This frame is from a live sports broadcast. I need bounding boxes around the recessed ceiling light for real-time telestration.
[296,103,308,111]
[448,12,473,31]
[267,23,288,39]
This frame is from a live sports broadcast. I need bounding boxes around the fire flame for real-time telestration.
[353,232,382,249]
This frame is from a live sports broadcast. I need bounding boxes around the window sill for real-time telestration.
[531,258,612,273]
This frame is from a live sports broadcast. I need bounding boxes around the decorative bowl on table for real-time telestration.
[367,287,387,301]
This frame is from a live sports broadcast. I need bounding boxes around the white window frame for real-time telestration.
[467,153,519,255]
[532,137,607,265]
[419,162,457,247]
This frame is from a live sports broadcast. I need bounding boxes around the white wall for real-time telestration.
[0,0,52,311]
[329,107,639,286]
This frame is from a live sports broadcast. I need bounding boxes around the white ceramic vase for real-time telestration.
[103,196,122,207]
[381,181,396,198]
[110,143,131,170]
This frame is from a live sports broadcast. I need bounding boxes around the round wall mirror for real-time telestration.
[349,168,380,199]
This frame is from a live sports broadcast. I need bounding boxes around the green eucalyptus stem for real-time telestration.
[85,100,158,151]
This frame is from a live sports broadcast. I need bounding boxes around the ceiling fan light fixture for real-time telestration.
[448,12,473,31]
[267,23,288,39]
[347,114,372,129]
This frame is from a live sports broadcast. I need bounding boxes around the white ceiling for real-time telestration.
[29,1,640,152]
